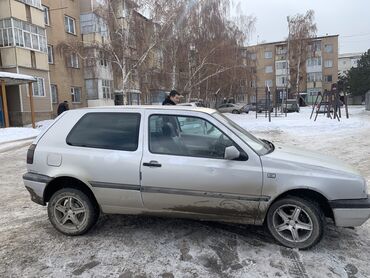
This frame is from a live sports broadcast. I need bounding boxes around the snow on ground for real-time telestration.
[0,106,370,277]
[228,105,370,137]
[0,119,54,144]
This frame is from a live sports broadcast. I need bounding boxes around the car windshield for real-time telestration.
[212,112,271,155]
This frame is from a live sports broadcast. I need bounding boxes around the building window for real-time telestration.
[32,77,45,96]
[309,41,321,52]
[99,51,108,67]
[276,76,286,86]
[307,57,321,67]
[248,52,257,60]
[50,84,58,103]
[324,75,333,82]
[324,60,333,68]
[264,51,272,59]
[71,87,81,103]
[69,53,79,68]
[0,19,13,47]
[265,66,273,73]
[16,0,42,9]
[250,80,256,88]
[43,5,50,26]
[47,45,54,64]
[265,80,273,87]
[351,59,359,67]
[276,46,287,55]
[64,16,76,35]
[102,80,111,99]
[0,19,47,52]
[80,13,108,39]
[324,44,333,53]
[307,72,322,82]
[276,61,287,70]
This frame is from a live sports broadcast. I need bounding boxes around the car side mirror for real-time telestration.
[224,146,240,160]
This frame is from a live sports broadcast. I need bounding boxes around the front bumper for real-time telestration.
[23,172,52,206]
[330,195,370,227]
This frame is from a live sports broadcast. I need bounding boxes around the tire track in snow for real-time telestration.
[280,248,309,278]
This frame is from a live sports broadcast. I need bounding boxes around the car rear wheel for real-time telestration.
[232,110,240,114]
[266,196,325,249]
[48,188,99,236]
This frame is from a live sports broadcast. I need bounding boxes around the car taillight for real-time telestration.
[27,144,37,164]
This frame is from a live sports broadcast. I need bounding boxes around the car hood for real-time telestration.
[262,144,361,177]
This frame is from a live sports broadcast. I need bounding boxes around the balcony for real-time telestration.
[16,0,42,9]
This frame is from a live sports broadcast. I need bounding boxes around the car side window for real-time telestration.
[67,112,141,151]
[149,114,236,159]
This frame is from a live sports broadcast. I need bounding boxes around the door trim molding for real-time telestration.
[90,181,141,191]
[141,186,270,202]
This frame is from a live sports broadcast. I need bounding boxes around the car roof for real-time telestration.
[80,105,216,114]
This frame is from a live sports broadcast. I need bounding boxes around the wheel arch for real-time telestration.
[262,188,334,223]
[44,176,99,210]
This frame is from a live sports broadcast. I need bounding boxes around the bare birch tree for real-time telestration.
[287,10,317,99]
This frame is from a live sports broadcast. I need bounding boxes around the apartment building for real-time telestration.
[243,35,339,105]
[338,52,362,75]
[0,0,52,126]
[42,0,86,115]
[80,0,114,107]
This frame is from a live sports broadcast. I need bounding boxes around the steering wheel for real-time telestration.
[210,134,227,157]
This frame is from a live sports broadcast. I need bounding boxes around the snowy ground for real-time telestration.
[0,120,53,144]
[0,106,370,277]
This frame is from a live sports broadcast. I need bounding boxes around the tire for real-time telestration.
[232,110,240,114]
[48,188,99,236]
[266,196,325,249]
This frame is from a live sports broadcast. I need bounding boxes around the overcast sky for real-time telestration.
[236,0,370,54]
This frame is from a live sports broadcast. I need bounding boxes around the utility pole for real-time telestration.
[285,16,291,117]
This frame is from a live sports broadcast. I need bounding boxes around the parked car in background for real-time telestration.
[283,99,300,113]
[217,103,244,114]
[245,100,273,113]
[23,106,370,249]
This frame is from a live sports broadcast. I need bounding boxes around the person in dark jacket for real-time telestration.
[162,90,181,105]
[57,101,69,115]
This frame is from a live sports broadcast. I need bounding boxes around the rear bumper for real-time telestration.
[330,195,370,227]
[23,172,52,206]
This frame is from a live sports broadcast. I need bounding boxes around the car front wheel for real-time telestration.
[48,188,99,236]
[232,110,240,114]
[266,196,325,249]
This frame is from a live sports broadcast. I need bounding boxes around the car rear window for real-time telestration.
[66,112,141,151]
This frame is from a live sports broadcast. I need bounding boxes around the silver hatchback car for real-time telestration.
[23,106,370,249]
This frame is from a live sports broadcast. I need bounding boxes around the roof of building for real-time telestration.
[241,34,339,49]
[339,53,363,59]
[0,72,36,85]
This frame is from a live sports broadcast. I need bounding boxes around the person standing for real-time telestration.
[162,90,181,105]
[57,101,69,116]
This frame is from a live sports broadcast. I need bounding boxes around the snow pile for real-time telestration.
[0,120,54,144]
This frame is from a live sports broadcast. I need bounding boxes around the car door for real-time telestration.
[140,110,264,224]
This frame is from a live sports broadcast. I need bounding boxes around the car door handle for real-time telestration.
[143,161,162,167]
